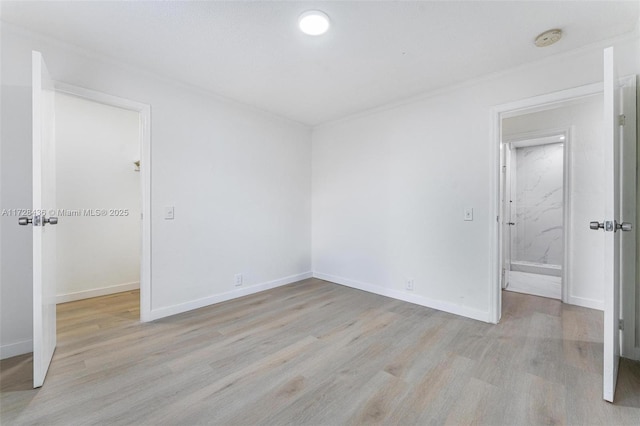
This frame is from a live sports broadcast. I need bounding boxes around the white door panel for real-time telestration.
[32,50,57,388]
[602,46,620,403]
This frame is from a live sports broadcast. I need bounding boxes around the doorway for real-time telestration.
[55,83,152,321]
[54,92,141,306]
[490,75,638,352]
[490,82,606,324]
[501,131,567,301]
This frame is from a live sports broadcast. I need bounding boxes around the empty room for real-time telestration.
[1,1,640,425]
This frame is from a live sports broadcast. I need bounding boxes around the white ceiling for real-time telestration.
[2,1,638,126]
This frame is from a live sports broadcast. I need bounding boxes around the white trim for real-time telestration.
[563,128,573,305]
[568,296,604,312]
[146,272,313,322]
[139,105,152,323]
[315,29,639,130]
[489,105,502,323]
[56,83,149,112]
[0,339,33,360]
[503,130,567,147]
[490,82,604,324]
[0,20,2,364]
[54,83,153,323]
[4,23,308,129]
[314,272,491,323]
[493,82,603,118]
[619,75,639,360]
[56,282,140,304]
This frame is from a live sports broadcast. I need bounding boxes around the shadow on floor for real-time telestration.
[616,358,640,408]
[0,353,33,392]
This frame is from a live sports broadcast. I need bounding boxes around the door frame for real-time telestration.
[55,82,152,322]
[620,75,639,360]
[489,76,638,359]
[501,128,571,303]
[489,81,603,324]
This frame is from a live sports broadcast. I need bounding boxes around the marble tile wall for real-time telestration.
[512,143,564,266]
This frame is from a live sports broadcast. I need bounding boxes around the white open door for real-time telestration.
[31,51,58,388]
[601,46,623,403]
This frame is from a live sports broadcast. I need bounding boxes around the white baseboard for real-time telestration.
[57,281,140,304]
[313,272,491,323]
[146,272,313,321]
[568,295,604,311]
[0,339,32,360]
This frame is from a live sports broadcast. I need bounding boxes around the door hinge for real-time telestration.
[619,319,624,331]
[501,165,506,173]
[619,114,626,126]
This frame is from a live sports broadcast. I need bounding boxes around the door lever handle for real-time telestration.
[507,222,516,226]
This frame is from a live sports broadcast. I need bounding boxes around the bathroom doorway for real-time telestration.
[501,131,568,300]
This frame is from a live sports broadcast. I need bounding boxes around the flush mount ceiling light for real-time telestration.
[534,29,562,47]
[298,10,330,36]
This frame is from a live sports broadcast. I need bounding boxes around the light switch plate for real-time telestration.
[164,206,175,220]
[464,208,473,221]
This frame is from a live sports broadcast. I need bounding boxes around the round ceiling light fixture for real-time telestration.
[534,29,562,47]
[298,10,330,36]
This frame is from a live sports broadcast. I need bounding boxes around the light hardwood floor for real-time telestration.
[2,278,640,425]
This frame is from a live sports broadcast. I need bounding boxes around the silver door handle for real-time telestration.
[590,221,604,230]
[507,222,516,226]
[19,215,58,226]
[616,221,632,232]
[44,216,58,225]
[18,216,32,226]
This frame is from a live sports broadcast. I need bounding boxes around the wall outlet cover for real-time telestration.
[405,279,414,291]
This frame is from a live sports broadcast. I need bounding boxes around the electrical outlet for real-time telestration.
[234,273,243,287]
[464,207,473,221]
[405,278,414,291]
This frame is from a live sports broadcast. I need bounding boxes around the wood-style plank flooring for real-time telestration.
[2,278,640,425]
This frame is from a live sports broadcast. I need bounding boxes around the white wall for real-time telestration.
[0,24,312,358]
[1,46,33,358]
[312,35,639,322]
[503,97,606,309]
[55,93,141,303]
